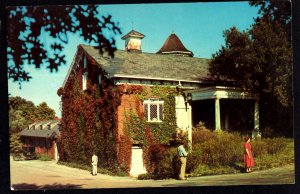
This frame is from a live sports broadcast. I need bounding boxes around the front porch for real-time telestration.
[176,86,260,142]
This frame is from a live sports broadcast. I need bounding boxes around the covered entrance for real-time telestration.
[184,86,259,133]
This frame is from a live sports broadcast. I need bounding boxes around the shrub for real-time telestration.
[264,138,287,154]
[192,122,215,145]
[251,139,268,157]
[186,143,202,173]
[37,154,52,161]
[201,131,243,166]
[146,144,175,178]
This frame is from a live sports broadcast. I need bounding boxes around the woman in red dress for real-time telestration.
[244,135,254,173]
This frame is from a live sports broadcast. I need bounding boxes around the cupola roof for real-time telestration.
[121,30,145,40]
[157,33,193,57]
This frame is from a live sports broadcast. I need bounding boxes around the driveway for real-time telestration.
[10,157,295,190]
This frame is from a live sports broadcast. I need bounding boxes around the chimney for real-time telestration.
[121,30,145,53]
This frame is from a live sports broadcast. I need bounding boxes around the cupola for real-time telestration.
[157,32,193,57]
[121,30,145,53]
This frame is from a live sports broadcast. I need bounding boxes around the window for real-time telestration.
[83,55,87,69]
[98,75,102,84]
[82,72,87,90]
[143,99,164,122]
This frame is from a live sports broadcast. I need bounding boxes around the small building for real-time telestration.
[18,120,61,161]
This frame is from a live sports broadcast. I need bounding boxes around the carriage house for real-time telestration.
[59,30,259,176]
[18,120,61,161]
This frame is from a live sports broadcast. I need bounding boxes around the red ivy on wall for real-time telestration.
[57,47,124,170]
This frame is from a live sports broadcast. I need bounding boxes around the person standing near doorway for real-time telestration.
[244,135,254,173]
[91,153,98,176]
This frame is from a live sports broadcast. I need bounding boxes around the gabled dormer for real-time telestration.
[121,30,145,53]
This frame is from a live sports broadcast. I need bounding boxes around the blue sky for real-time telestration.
[8,2,259,118]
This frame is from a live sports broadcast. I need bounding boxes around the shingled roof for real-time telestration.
[19,120,61,139]
[156,33,193,57]
[80,44,210,82]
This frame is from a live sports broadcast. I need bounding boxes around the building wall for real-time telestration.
[117,94,143,137]
[21,137,57,159]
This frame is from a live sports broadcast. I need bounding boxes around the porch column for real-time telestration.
[254,100,259,130]
[187,102,192,152]
[215,98,221,131]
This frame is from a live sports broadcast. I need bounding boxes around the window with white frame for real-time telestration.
[143,99,164,122]
[82,72,87,90]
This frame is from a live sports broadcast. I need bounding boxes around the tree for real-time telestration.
[10,133,23,153]
[249,0,291,41]
[9,96,56,133]
[7,5,121,84]
[9,96,36,133]
[208,0,292,136]
[34,102,56,121]
[9,110,27,134]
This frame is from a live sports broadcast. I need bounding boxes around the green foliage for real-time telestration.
[192,122,216,144]
[142,129,294,179]
[10,133,23,153]
[9,96,56,133]
[9,110,27,134]
[200,131,244,166]
[254,139,294,169]
[34,102,56,121]
[9,96,36,133]
[251,140,268,157]
[37,153,52,161]
[123,85,178,174]
[208,1,292,136]
[124,85,177,144]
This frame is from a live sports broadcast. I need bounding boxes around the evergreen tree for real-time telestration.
[10,133,23,153]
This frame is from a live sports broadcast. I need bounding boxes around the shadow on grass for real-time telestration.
[230,163,245,173]
[11,183,83,190]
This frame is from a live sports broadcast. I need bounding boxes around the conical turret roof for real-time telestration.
[156,33,193,57]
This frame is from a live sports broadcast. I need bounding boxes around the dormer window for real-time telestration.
[82,72,87,90]
[47,125,51,130]
[32,125,35,130]
[40,125,43,130]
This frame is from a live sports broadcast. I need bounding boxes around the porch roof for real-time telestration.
[184,86,259,101]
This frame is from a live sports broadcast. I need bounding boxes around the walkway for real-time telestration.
[10,157,295,190]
